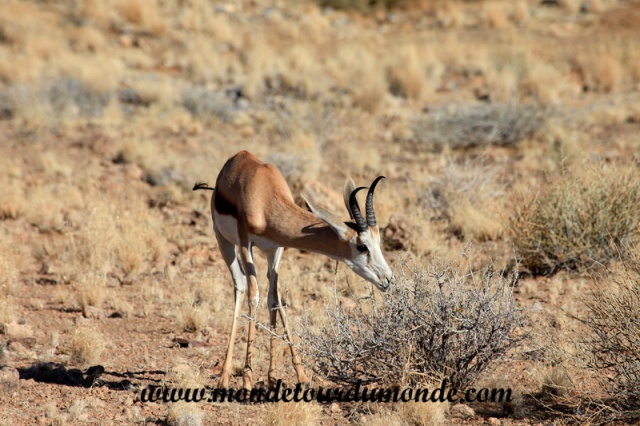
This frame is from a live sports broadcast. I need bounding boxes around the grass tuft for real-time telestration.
[510,163,640,275]
[413,103,546,150]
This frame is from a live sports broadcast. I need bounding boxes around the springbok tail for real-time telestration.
[192,181,215,191]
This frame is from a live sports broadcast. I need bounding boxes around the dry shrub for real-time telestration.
[176,296,210,333]
[69,322,106,365]
[116,0,167,34]
[69,25,107,53]
[74,273,106,310]
[422,157,507,242]
[541,365,575,398]
[299,253,523,389]
[397,400,448,425]
[512,0,530,24]
[313,0,409,11]
[0,243,18,300]
[264,401,322,426]
[413,103,546,150]
[23,183,82,233]
[110,296,134,318]
[71,0,115,29]
[266,143,322,184]
[126,76,177,108]
[0,295,17,334]
[328,47,387,114]
[520,61,566,105]
[7,77,112,133]
[279,44,326,99]
[352,69,387,114]
[578,256,640,416]
[182,87,236,122]
[115,134,179,186]
[67,399,87,422]
[0,170,26,219]
[449,199,503,242]
[166,402,204,426]
[510,163,640,275]
[575,53,622,93]
[484,1,509,29]
[61,192,166,282]
[386,45,426,101]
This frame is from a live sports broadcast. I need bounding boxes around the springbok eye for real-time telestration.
[356,244,369,253]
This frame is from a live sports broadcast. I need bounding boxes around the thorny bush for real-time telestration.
[298,253,524,389]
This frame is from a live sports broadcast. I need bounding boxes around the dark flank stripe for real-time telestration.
[214,191,238,218]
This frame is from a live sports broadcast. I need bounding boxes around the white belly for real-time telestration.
[213,211,280,252]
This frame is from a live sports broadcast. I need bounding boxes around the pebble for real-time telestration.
[450,403,475,418]
[0,366,20,392]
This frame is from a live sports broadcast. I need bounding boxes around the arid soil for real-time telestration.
[1,0,640,424]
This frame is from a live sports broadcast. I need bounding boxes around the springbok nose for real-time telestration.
[379,275,394,292]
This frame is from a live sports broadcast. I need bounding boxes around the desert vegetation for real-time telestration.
[0,0,639,424]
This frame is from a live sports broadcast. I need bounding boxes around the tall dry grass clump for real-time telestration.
[413,103,546,150]
[577,254,640,420]
[264,401,323,426]
[422,157,508,241]
[510,163,640,275]
[299,252,523,389]
[69,322,106,365]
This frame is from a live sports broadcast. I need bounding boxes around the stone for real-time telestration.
[0,366,20,392]
[450,403,475,418]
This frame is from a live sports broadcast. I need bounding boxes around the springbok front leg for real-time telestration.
[238,231,259,391]
[214,227,246,389]
[266,248,308,387]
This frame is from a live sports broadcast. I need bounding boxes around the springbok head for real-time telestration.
[304,176,394,291]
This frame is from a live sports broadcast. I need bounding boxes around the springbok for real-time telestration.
[193,150,394,390]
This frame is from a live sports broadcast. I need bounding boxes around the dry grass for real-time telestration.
[386,45,428,101]
[74,273,106,310]
[413,103,547,150]
[173,362,206,388]
[484,1,510,29]
[540,365,575,398]
[176,296,210,333]
[69,322,106,365]
[422,156,508,242]
[578,255,640,414]
[264,401,323,426]
[0,244,18,300]
[510,163,640,275]
[397,400,449,425]
[0,296,17,335]
[166,402,204,426]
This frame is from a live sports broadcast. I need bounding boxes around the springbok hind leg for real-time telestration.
[266,248,308,387]
[215,227,246,389]
[238,236,259,391]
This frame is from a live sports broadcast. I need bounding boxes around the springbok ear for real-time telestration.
[302,194,349,240]
[343,177,356,219]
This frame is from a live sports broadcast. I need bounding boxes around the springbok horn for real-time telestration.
[366,176,386,227]
[349,186,368,232]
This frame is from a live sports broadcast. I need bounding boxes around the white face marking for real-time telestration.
[342,229,394,291]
